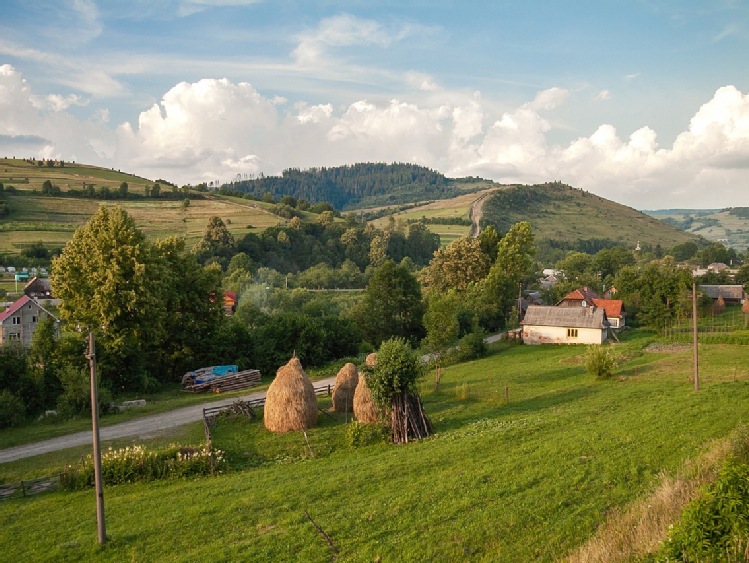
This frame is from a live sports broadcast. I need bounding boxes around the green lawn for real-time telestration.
[2,333,748,561]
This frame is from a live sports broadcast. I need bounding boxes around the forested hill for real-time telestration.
[223,163,490,210]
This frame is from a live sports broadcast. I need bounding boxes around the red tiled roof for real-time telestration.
[592,298,624,319]
[0,295,32,322]
[560,286,601,304]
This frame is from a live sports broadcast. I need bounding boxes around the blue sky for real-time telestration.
[1,0,748,209]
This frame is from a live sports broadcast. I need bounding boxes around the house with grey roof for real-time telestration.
[521,305,609,345]
[698,285,746,304]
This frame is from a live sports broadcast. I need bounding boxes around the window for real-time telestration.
[567,328,578,338]
[32,316,38,323]
[8,333,21,341]
[12,316,21,325]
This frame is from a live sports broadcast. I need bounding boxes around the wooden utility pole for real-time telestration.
[692,283,699,391]
[86,332,106,544]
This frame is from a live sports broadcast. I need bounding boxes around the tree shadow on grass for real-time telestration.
[429,384,597,434]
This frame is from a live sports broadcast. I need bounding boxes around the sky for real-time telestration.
[1,1,748,210]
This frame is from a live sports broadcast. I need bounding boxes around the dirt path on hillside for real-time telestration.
[468,187,502,237]
[0,376,338,464]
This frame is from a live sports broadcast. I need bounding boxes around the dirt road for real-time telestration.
[0,376,338,464]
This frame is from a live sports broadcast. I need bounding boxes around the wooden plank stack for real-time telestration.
[184,369,261,393]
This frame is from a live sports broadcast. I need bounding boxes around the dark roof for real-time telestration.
[698,285,745,300]
[522,305,608,329]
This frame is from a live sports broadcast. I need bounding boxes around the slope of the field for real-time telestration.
[0,157,153,193]
[480,183,698,251]
[0,160,284,255]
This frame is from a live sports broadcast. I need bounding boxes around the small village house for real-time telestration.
[0,295,59,347]
[698,285,747,305]
[522,305,609,345]
[556,286,626,330]
[23,276,53,299]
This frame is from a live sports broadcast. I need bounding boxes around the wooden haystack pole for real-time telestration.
[331,363,359,413]
[353,373,380,423]
[264,357,317,432]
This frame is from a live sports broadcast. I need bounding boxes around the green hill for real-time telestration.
[0,158,699,262]
[479,182,699,257]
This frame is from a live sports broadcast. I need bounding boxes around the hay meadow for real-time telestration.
[2,332,749,561]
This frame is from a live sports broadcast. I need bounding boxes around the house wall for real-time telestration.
[0,302,51,347]
[522,325,606,345]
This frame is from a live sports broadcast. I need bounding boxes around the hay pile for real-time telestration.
[365,353,377,367]
[263,357,317,432]
[353,374,380,424]
[331,363,359,413]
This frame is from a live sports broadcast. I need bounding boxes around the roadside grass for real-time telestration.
[2,334,749,561]
[0,383,262,451]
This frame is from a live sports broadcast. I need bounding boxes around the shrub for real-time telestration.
[347,421,388,447]
[453,330,488,362]
[61,443,226,490]
[0,390,26,428]
[657,458,749,561]
[584,345,620,379]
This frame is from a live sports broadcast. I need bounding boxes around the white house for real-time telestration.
[521,305,609,345]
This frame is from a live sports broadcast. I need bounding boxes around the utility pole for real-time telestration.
[692,282,699,391]
[86,332,106,544]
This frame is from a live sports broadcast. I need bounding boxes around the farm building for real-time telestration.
[24,276,53,299]
[698,285,746,305]
[522,305,609,345]
[0,296,59,347]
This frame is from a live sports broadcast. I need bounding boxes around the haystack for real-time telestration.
[264,357,317,432]
[353,373,380,423]
[365,353,377,367]
[331,363,359,413]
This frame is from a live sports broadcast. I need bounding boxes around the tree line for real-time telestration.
[223,162,469,210]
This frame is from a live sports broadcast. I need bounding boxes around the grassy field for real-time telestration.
[2,331,749,561]
[0,192,284,256]
[0,158,153,194]
[368,187,498,245]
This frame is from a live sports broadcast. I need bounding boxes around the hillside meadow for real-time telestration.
[2,332,749,561]
[0,192,283,256]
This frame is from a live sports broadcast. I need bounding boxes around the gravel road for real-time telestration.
[0,375,338,464]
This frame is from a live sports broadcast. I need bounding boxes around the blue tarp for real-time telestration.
[193,365,238,385]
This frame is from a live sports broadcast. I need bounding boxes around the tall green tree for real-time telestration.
[420,237,490,294]
[353,260,425,346]
[615,258,693,331]
[51,207,165,391]
[154,237,225,380]
[194,216,235,263]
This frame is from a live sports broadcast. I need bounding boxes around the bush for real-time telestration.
[347,421,388,447]
[584,345,619,379]
[0,390,26,428]
[657,458,749,561]
[453,330,488,362]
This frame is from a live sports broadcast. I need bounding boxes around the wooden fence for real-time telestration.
[0,474,62,501]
